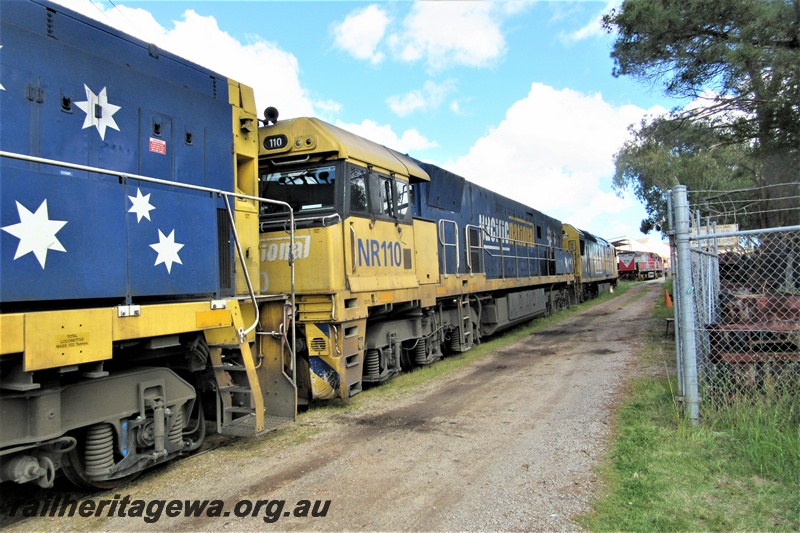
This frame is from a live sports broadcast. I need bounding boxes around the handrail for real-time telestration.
[469,223,567,279]
[222,194,261,338]
[464,224,485,276]
[260,213,340,233]
[269,155,311,166]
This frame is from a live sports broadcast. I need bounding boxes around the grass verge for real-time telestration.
[580,282,800,532]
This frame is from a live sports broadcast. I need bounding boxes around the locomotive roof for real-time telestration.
[264,118,430,182]
[563,224,612,246]
[27,0,238,98]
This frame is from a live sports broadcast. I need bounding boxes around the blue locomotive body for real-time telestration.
[0,1,294,491]
[1,0,235,304]
[414,162,573,280]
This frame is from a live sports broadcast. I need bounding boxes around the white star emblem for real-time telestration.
[75,84,121,140]
[128,188,155,222]
[2,200,67,269]
[150,229,184,273]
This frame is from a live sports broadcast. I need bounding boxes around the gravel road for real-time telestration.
[8,281,660,532]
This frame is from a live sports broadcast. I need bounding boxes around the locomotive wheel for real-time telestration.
[61,427,141,490]
[61,448,142,490]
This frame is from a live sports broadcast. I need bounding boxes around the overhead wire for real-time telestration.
[81,0,135,30]
[686,181,799,225]
[699,206,800,218]
[696,194,800,207]
[688,181,800,195]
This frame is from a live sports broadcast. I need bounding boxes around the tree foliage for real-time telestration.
[613,117,759,230]
[604,0,800,231]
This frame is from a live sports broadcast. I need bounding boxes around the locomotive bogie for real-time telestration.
[0,367,195,487]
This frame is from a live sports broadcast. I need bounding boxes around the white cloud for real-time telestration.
[334,1,510,71]
[500,1,532,16]
[313,100,343,121]
[50,0,321,119]
[450,100,464,115]
[446,83,666,237]
[388,2,507,70]
[334,119,437,154]
[331,4,390,65]
[562,1,619,43]
[565,190,635,233]
[387,80,456,117]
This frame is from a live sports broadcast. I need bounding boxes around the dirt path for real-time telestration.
[11,281,661,532]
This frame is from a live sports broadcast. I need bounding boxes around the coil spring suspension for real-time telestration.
[168,407,183,446]
[84,423,115,475]
[414,339,428,365]
[448,334,462,353]
[364,349,380,378]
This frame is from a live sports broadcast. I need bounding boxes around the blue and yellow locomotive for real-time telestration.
[0,0,295,489]
[257,117,617,404]
[563,225,618,302]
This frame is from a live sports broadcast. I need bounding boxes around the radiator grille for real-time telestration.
[310,338,327,352]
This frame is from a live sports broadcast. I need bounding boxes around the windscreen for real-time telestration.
[260,165,337,216]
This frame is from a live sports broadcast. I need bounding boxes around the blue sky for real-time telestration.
[53,0,674,241]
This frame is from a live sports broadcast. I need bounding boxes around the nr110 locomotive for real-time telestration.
[256,116,618,405]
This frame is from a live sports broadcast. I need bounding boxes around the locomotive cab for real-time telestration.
[258,117,435,403]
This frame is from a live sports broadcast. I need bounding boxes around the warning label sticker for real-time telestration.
[149,137,167,155]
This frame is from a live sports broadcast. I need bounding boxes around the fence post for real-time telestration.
[673,185,700,424]
[667,190,684,396]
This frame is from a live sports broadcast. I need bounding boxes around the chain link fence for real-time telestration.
[670,186,800,422]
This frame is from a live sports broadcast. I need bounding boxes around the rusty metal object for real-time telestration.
[707,291,800,365]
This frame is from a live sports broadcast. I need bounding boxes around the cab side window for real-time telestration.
[350,173,369,213]
[346,163,412,224]
[396,181,410,218]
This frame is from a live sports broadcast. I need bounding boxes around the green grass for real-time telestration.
[580,282,800,532]
[704,385,800,487]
